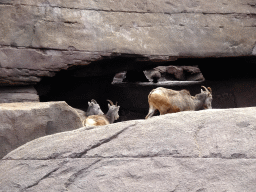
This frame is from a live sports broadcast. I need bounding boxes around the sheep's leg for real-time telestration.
[145,104,156,119]
[159,111,167,115]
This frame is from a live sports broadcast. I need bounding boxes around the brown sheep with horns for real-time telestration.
[145,86,213,119]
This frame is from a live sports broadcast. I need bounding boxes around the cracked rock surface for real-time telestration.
[0,0,256,85]
[1,107,256,191]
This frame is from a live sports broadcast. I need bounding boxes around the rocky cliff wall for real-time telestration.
[0,0,256,85]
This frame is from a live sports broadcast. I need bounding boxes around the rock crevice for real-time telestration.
[69,123,137,159]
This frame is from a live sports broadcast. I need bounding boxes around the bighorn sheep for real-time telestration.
[84,100,120,126]
[76,99,104,124]
[145,86,212,119]
[86,99,104,117]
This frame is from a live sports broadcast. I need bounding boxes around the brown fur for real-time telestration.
[148,88,193,114]
[85,115,109,126]
[145,86,212,119]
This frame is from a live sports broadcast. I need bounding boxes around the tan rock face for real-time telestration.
[1,107,256,191]
[0,101,82,158]
[0,0,256,85]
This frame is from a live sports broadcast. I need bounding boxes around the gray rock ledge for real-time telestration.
[1,107,256,191]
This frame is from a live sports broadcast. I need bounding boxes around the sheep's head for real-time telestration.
[201,86,213,109]
[87,99,104,116]
[107,100,120,120]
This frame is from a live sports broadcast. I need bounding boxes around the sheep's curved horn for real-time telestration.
[207,87,212,94]
[91,99,97,104]
[201,86,209,93]
[107,100,114,106]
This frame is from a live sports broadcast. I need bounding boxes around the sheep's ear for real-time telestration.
[88,102,92,106]
[201,89,204,93]
[108,103,111,108]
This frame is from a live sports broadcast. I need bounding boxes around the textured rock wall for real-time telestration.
[0,0,256,85]
[0,101,82,158]
[0,86,39,103]
[1,107,256,191]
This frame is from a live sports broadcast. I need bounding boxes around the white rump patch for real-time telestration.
[86,118,96,126]
[153,89,165,96]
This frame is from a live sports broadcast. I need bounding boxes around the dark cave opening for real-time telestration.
[35,56,256,122]
[35,55,172,114]
[35,72,114,113]
[197,57,256,81]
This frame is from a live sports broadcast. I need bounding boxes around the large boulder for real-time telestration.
[0,101,82,159]
[1,107,256,191]
[0,0,256,85]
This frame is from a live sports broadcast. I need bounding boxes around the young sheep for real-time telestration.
[145,86,212,119]
[84,100,120,126]
[75,99,104,124]
[86,99,104,117]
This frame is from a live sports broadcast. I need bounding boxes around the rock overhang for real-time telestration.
[0,0,256,85]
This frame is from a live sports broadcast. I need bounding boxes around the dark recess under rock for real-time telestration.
[34,56,256,122]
